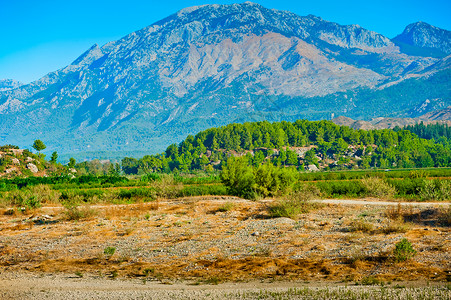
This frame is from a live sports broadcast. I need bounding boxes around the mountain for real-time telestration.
[0,79,23,92]
[392,22,451,57]
[0,2,449,159]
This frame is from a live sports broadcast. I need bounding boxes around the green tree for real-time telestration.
[121,157,139,175]
[32,139,46,157]
[221,157,255,199]
[304,149,318,167]
[50,151,58,163]
[68,157,76,169]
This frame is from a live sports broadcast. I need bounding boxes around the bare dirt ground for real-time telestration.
[1,197,450,299]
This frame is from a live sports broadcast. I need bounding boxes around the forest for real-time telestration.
[116,120,451,175]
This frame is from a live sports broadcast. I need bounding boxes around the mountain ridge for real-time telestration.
[0,2,449,158]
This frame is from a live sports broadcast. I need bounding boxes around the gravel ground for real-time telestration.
[0,197,450,298]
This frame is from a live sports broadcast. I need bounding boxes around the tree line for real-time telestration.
[120,119,451,174]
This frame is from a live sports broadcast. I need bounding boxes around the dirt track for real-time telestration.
[1,272,449,300]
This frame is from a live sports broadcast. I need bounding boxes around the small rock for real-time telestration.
[12,158,20,165]
[251,231,260,236]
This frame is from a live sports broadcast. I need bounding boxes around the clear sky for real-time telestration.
[1,0,450,83]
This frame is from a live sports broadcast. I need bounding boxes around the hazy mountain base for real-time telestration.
[3,68,449,162]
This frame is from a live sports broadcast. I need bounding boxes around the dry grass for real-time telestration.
[348,218,375,233]
[0,197,449,283]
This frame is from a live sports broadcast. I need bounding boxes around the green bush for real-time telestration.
[393,238,416,262]
[141,173,161,182]
[221,157,256,199]
[221,157,298,199]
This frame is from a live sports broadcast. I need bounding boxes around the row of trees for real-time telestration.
[120,120,451,174]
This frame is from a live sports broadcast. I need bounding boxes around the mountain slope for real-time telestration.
[0,79,23,92]
[0,2,449,158]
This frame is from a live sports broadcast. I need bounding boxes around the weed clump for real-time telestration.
[382,217,410,234]
[104,246,116,259]
[393,238,416,262]
[217,202,235,212]
[269,185,322,219]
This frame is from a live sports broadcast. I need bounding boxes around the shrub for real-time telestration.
[6,189,42,209]
[151,174,183,199]
[361,177,396,199]
[221,157,298,199]
[178,184,227,197]
[117,188,156,201]
[393,238,416,262]
[221,157,257,199]
[409,170,429,179]
[292,183,322,201]
[141,173,161,182]
[315,180,364,197]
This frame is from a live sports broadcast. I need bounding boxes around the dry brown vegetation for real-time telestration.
[0,196,450,285]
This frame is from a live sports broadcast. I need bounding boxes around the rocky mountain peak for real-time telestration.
[393,21,451,55]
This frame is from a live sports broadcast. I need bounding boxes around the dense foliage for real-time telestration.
[397,122,451,141]
[121,119,451,174]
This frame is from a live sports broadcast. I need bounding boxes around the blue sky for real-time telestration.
[1,0,450,83]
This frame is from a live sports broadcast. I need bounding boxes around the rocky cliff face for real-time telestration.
[0,2,449,157]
